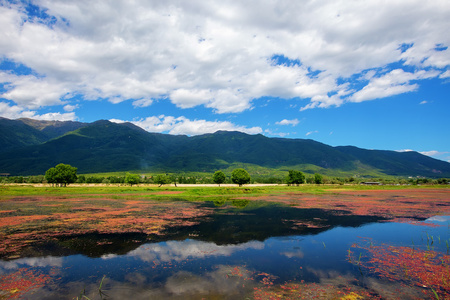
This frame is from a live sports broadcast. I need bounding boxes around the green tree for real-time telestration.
[125,173,141,186]
[314,173,323,184]
[154,174,171,187]
[45,163,78,187]
[213,170,226,186]
[76,175,86,183]
[286,170,305,185]
[231,168,251,187]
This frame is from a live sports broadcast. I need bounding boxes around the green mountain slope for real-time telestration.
[0,117,87,153]
[0,118,449,177]
[19,118,87,139]
[0,117,49,152]
[335,146,450,178]
[166,131,355,171]
[0,120,186,174]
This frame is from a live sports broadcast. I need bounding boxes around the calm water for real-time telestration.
[1,200,449,299]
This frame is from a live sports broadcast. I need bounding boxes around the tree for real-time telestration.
[45,163,77,187]
[125,173,140,186]
[213,170,226,186]
[231,168,251,187]
[154,174,171,187]
[314,173,323,184]
[286,170,305,185]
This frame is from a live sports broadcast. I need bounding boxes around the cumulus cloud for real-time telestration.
[0,101,76,120]
[0,0,449,114]
[275,118,299,126]
[111,115,262,136]
[63,104,78,111]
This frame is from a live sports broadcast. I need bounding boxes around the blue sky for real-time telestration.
[0,1,449,162]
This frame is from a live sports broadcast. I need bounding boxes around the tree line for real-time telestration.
[0,163,448,186]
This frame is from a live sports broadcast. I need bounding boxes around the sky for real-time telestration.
[0,0,449,162]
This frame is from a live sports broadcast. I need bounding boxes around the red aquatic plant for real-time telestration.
[244,188,450,221]
[350,241,450,299]
[0,268,51,299]
[0,196,214,258]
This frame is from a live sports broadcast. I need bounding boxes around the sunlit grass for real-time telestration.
[1,183,447,199]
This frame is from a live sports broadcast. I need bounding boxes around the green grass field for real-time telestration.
[1,183,448,199]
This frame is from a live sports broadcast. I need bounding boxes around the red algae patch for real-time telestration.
[0,215,49,227]
[0,268,52,299]
[245,188,450,221]
[350,240,450,299]
[0,196,213,258]
[253,282,379,300]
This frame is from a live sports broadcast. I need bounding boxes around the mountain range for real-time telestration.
[0,117,449,178]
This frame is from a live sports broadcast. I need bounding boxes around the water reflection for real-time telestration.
[1,197,449,299]
[124,239,265,263]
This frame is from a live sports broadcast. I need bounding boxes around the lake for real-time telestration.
[0,188,449,299]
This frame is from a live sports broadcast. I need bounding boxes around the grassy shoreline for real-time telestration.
[1,183,448,198]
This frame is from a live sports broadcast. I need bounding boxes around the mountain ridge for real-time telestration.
[0,118,449,177]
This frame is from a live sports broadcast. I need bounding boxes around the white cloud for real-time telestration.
[440,70,450,78]
[349,69,440,103]
[0,101,76,121]
[419,150,448,157]
[397,149,449,160]
[63,104,78,112]
[132,98,153,108]
[264,129,290,137]
[419,100,428,105]
[0,1,449,113]
[111,115,262,136]
[306,130,318,136]
[275,118,299,126]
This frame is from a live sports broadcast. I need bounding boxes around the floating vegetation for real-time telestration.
[0,187,448,299]
[249,189,449,221]
[0,196,214,259]
[0,268,52,299]
[350,240,450,299]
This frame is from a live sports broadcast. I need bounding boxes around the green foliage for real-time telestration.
[232,199,250,208]
[286,170,305,185]
[154,174,171,187]
[213,170,226,186]
[231,168,251,186]
[124,173,141,186]
[45,163,78,187]
[314,173,323,184]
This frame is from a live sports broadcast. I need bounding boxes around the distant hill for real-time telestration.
[0,118,449,177]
